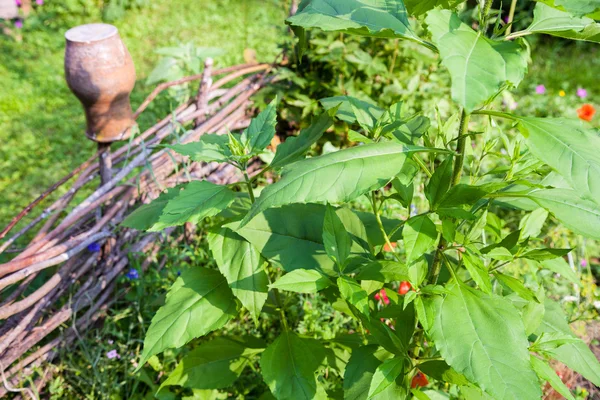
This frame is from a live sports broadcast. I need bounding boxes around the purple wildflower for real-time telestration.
[177,270,181,276]
[577,88,588,99]
[535,85,546,95]
[581,259,588,267]
[14,19,23,29]
[106,349,120,359]
[87,242,101,252]
[15,0,21,6]
[36,0,44,4]
[126,268,139,280]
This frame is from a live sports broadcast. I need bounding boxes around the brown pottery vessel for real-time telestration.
[65,23,136,143]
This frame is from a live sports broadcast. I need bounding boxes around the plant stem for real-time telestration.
[451,110,470,187]
[371,192,401,262]
[472,109,518,120]
[427,109,470,285]
[481,0,494,30]
[243,171,256,203]
[506,0,518,35]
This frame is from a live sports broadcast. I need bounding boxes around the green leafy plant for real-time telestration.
[123,1,600,398]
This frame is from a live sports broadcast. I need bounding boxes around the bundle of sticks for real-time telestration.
[0,61,274,397]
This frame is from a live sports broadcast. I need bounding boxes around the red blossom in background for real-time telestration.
[577,104,596,122]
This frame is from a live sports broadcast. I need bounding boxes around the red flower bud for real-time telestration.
[398,281,412,295]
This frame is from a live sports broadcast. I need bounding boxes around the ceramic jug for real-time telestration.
[65,23,136,143]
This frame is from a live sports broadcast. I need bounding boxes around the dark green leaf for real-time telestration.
[323,205,352,266]
[260,332,327,400]
[403,215,438,264]
[418,360,470,386]
[207,228,269,323]
[425,157,453,209]
[122,187,181,231]
[429,283,542,399]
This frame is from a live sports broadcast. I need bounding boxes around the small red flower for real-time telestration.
[398,281,412,295]
[411,372,429,388]
[374,289,390,305]
[383,242,397,252]
[577,104,596,122]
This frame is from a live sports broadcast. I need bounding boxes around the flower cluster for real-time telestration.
[534,84,595,122]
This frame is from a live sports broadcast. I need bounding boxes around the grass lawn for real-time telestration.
[0,0,286,230]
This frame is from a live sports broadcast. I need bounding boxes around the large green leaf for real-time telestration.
[241,97,278,152]
[139,268,237,367]
[537,0,600,16]
[134,181,236,232]
[527,189,600,240]
[425,157,453,209]
[320,96,383,125]
[287,0,420,43]
[525,3,600,43]
[426,10,529,113]
[323,205,352,266]
[230,204,399,273]
[207,228,269,323]
[242,142,437,225]
[403,215,438,264]
[159,337,259,390]
[530,356,575,400]
[536,299,600,387]
[271,110,335,169]
[429,283,541,399]
[260,331,327,400]
[518,117,600,201]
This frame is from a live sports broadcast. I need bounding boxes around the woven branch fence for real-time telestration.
[0,61,275,397]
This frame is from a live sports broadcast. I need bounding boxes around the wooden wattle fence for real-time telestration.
[0,61,275,397]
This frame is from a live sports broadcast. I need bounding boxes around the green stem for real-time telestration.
[371,192,401,262]
[273,288,289,331]
[505,0,518,35]
[451,110,470,187]
[427,109,469,285]
[472,109,518,120]
[481,0,494,30]
[243,171,256,203]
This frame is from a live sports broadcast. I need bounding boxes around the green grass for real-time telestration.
[0,0,286,231]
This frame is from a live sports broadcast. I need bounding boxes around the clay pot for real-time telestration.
[65,23,136,143]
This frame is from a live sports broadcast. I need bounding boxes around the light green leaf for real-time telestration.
[426,10,528,112]
[518,117,600,201]
[338,276,370,316]
[525,3,600,43]
[243,142,442,225]
[520,248,571,261]
[403,215,438,264]
[527,189,600,240]
[536,299,600,386]
[287,0,421,43]
[159,337,258,390]
[494,272,538,302]
[463,253,492,294]
[270,269,332,293]
[122,187,181,231]
[139,268,237,367]
[144,181,236,231]
[429,283,542,399]
[271,110,335,169]
[530,356,575,400]
[519,208,548,239]
[242,97,278,152]
[356,261,410,282]
[323,205,352,266]
[207,228,269,323]
[537,0,600,16]
[166,134,230,163]
[260,331,327,400]
[367,357,405,399]
[540,258,580,285]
